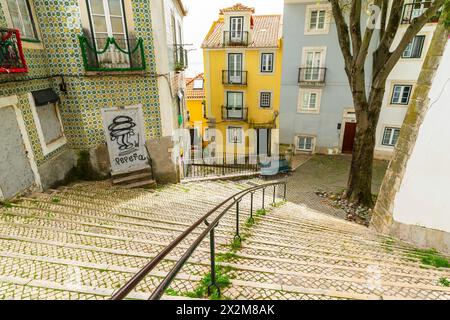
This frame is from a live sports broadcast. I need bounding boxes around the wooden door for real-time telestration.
[342,122,356,154]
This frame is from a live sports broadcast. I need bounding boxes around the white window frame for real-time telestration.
[297,88,322,113]
[3,0,39,40]
[382,127,401,147]
[28,93,67,156]
[402,35,425,59]
[301,47,327,81]
[87,0,128,39]
[193,79,204,90]
[226,126,244,146]
[295,135,315,152]
[390,84,413,105]
[260,52,274,73]
[304,4,331,35]
[259,91,272,109]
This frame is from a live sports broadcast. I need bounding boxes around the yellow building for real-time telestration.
[186,73,208,151]
[202,3,282,158]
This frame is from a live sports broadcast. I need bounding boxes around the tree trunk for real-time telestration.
[346,88,384,207]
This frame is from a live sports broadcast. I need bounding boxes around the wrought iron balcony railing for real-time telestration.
[0,28,28,74]
[298,67,327,85]
[222,106,248,121]
[78,35,146,72]
[222,70,248,85]
[174,45,188,71]
[223,31,249,47]
[401,1,441,24]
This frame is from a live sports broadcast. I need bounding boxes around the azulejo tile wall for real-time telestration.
[1,0,162,166]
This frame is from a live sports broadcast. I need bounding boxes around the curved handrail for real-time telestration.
[111,180,286,300]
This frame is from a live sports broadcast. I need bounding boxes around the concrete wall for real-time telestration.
[279,1,373,152]
[0,104,37,199]
[38,148,77,190]
[372,20,450,254]
[146,137,179,184]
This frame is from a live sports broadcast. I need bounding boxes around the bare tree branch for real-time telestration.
[329,0,353,79]
[350,0,362,58]
[379,0,388,40]
[373,0,445,89]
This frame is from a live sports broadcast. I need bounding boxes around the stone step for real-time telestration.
[7,201,417,264]
[4,198,432,268]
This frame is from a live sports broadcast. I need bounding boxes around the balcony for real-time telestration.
[222,70,248,85]
[78,35,146,72]
[0,28,28,73]
[298,68,327,86]
[222,106,248,121]
[223,31,249,47]
[401,1,441,24]
[174,45,188,72]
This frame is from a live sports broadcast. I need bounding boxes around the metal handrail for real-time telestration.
[111,180,287,300]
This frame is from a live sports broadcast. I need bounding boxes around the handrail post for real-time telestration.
[273,185,276,205]
[234,200,242,242]
[262,187,265,210]
[207,225,220,297]
[249,192,254,224]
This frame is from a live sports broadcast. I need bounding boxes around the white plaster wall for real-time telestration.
[393,39,450,233]
[375,24,436,155]
[151,0,185,137]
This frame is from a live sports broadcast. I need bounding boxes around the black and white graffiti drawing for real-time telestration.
[108,115,140,155]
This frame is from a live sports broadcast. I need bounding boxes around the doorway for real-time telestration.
[0,99,38,199]
[342,122,356,154]
[257,129,271,157]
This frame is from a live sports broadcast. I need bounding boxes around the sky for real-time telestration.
[183,0,284,77]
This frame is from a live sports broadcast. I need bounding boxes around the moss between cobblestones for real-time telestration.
[165,265,232,300]
[0,201,13,208]
[439,277,450,287]
[408,248,450,269]
[165,201,286,300]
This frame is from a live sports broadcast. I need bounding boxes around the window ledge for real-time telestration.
[42,136,67,156]
[84,70,147,76]
[297,109,319,114]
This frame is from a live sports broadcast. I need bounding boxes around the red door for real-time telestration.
[342,122,357,154]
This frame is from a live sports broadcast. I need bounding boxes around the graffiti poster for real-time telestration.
[101,105,150,174]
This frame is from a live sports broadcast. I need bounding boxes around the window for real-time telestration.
[302,48,325,81]
[309,10,326,30]
[227,126,243,144]
[228,53,243,83]
[193,79,204,89]
[402,35,425,58]
[6,0,39,40]
[260,92,272,108]
[226,92,244,118]
[88,0,127,39]
[391,85,412,105]
[382,127,400,147]
[29,89,66,155]
[305,5,330,35]
[230,16,244,40]
[298,89,321,112]
[261,53,274,73]
[297,136,314,151]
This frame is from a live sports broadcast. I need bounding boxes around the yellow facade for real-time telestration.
[186,74,208,150]
[202,7,282,157]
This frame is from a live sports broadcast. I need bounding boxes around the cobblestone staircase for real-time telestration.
[0,180,448,300]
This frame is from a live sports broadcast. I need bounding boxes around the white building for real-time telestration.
[151,0,189,136]
[374,9,439,160]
